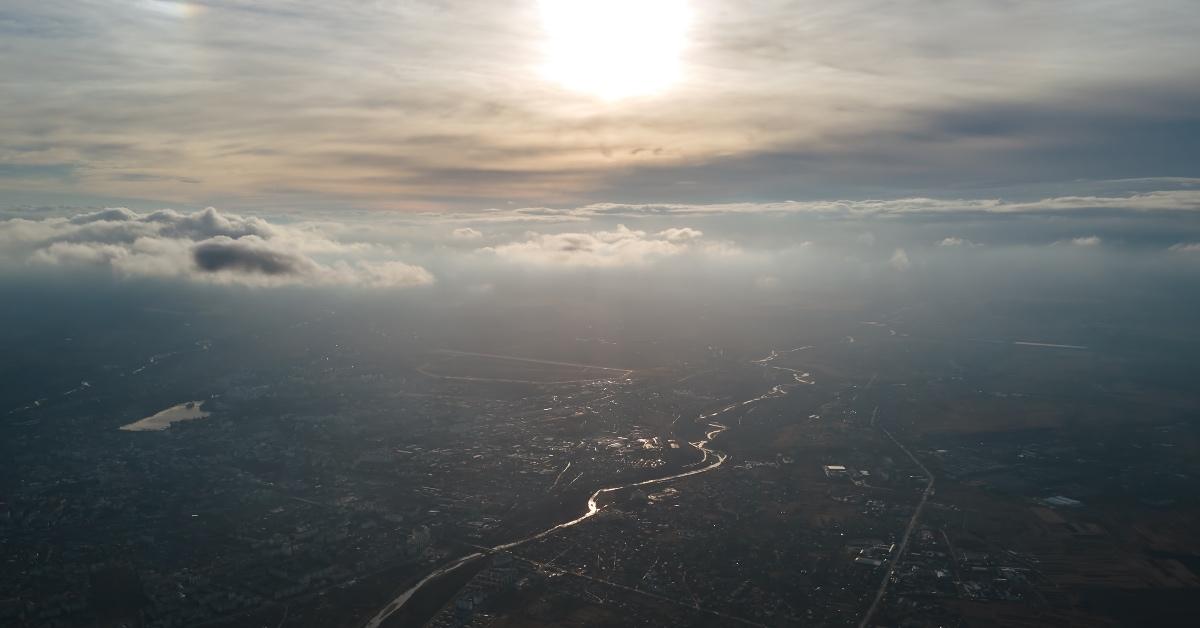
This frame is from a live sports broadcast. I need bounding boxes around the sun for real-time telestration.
[538,0,691,101]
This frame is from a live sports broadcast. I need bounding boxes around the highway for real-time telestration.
[858,411,935,628]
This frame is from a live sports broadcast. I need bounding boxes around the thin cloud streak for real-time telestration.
[408,189,1200,225]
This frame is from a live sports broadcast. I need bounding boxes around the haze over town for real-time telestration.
[3,2,1200,627]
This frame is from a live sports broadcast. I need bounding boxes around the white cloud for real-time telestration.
[1,207,433,288]
[657,227,703,243]
[937,237,980,247]
[1169,242,1200,252]
[451,227,483,240]
[481,224,723,268]
[324,260,434,289]
[889,248,911,271]
[1063,236,1102,247]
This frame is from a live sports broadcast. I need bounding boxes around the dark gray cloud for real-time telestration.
[192,236,309,276]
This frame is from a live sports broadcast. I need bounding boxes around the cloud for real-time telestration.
[323,260,434,288]
[889,248,911,271]
[1063,236,1102,247]
[193,236,311,276]
[481,224,724,268]
[657,227,703,243]
[3,1,1197,208]
[558,190,1200,218]
[938,237,981,247]
[1,207,433,288]
[1169,242,1200,252]
[68,207,140,224]
[336,189,1200,233]
[451,227,483,240]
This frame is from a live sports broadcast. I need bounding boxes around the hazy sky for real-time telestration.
[3,0,1199,211]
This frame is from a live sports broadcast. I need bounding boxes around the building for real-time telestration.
[823,464,849,479]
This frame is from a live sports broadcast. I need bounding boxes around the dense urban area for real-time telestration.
[3,299,1199,628]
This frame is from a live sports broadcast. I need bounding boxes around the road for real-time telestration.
[434,349,634,375]
[858,413,935,628]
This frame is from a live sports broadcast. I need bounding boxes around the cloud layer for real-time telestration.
[1,207,433,288]
[5,188,1200,291]
[482,224,726,267]
[399,188,1200,226]
[1,2,1198,208]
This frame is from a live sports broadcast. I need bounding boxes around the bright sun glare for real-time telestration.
[538,0,690,101]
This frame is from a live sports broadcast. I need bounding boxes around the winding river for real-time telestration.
[363,350,807,628]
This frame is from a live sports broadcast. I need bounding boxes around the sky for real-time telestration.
[2,0,1199,212]
[1,1,1199,298]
